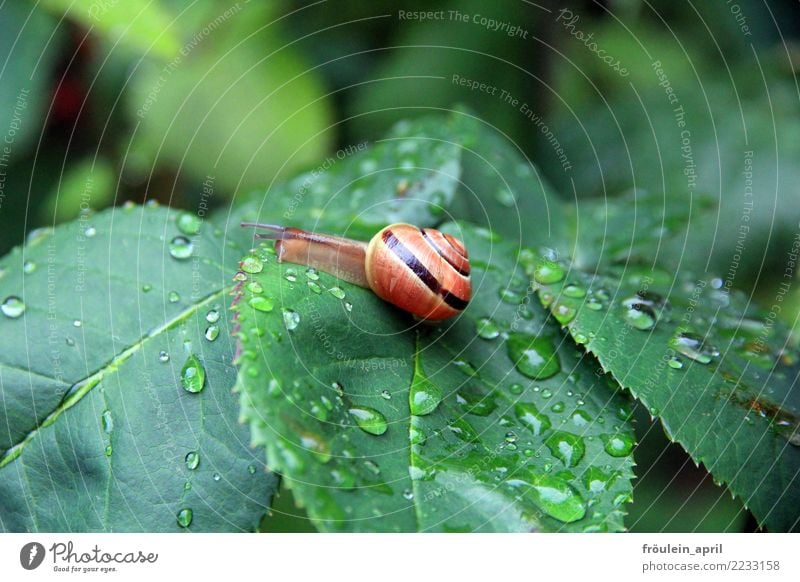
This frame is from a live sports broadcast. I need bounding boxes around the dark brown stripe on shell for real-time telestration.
[382,229,469,311]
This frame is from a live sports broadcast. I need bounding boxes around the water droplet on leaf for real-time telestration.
[241,255,263,273]
[545,431,585,467]
[181,354,206,393]
[177,212,202,235]
[248,296,274,312]
[204,325,219,342]
[507,333,561,379]
[176,508,193,528]
[533,259,565,284]
[410,358,442,416]
[515,402,551,436]
[670,331,719,364]
[349,406,388,435]
[282,309,300,330]
[169,236,194,260]
[476,317,500,339]
[602,433,635,457]
[185,451,200,470]
[1,296,25,318]
[101,410,113,433]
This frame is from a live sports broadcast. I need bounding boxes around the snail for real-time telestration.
[241,223,471,321]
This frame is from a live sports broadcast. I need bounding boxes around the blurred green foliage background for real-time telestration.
[2,0,799,532]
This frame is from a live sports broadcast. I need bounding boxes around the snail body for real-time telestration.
[242,222,471,321]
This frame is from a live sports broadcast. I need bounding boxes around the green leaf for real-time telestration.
[565,188,718,272]
[0,204,277,532]
[230,114,465,240]
[447,112,568,251]
[38,0,180,59]
[0,3,63,151]
[532,260,800,531]
[127,2,333,194]
[234,223,635,532]
[551,42,800,281]
[232,110,565,252]
[40,157,116,223]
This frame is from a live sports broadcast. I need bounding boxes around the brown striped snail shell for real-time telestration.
[242,222,471,321]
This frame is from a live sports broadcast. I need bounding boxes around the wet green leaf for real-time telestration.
[534,262,800,531]
[0,205,277,532]
[235,223,634,532]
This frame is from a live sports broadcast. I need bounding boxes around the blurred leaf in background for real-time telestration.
[39,156,115,222]
[544,2,800,299]
[38,0,180,59]
[344,0,542,144]
[0,2,63,152]
[125,1,334,196]
[0,2,64,253]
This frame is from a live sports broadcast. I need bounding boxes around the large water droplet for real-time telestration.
[248,296,274,312]
[409,424,427,449]
[329,287,346,299]
[515,402,552,435]
[602,432,635,457]
[349,406,388,435]
[204,325,219,342]
[545,431,585,467]
[181,354,206,393]
[622,302,657,331]
[552,303,576,325]
[410,359,442,416]
[476,317,500,339]
[176,508,193,528]
[241,255,263,273]
[307,281,322,294]
[206,309,220,323]
[177,212,202,235]
[282,309,300,331]
[532,259,565,285]
[101,410,113,433]
[527,472,587,523]
[1,296,25,318]
[667,355,684,370]
[562,284,586,298]
[670,331,719,364]
[185,451,200,470]
[169,236,194,260]
[583,467,616,493]
[507,333,561,379]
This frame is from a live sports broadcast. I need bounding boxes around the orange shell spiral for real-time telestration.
[365,224,471,321]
